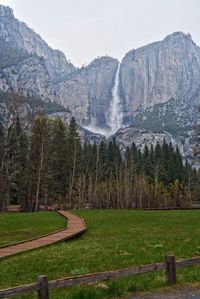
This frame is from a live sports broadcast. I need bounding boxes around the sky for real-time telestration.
[0,0,199,67]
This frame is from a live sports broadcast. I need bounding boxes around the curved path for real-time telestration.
[0,211,86,259]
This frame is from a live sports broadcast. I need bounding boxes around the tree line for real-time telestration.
[0,96,199,212]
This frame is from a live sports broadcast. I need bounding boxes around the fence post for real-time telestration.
[165,256,176,285]
[37,275,49,299]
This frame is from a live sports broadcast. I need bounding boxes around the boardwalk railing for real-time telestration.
[1,256,200,298]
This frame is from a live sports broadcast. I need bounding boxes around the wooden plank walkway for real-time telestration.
[0,211,86,259]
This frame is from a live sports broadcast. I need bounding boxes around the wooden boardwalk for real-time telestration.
[0,211,86,259]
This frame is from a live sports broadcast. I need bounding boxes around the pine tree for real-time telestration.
[66,117,82,208]
[28,115,53,211]
[194,107,200,158]
[0,122,7,211]
[50,117,69,205]
[174,146,184,182]
[0,123,4,165]
[143,144,153,178]
[0,105,198,211]
[9,116,28,206]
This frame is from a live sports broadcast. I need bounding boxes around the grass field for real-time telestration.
[1,210,200,298]
[0,212,66,246]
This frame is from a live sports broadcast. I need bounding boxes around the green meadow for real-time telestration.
[1,210,200,298]
[0,211,66,246]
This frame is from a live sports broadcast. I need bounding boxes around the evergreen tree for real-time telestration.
[0,123,4,165]
[10,116,28,205]
[50,117,68,204]
[0,109,198,211]
[143,144,153,178]
[66,117,82,207]
[28,115,53,211]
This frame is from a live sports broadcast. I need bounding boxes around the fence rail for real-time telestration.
[1,256,200,299]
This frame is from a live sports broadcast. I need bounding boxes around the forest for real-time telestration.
[0,92,199,212]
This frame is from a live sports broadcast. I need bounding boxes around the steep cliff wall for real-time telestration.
[0,5,200,160]
[120,32,200,124]
[57,57,118,127]
[0,5,75,82]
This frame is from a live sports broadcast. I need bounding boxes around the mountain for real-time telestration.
[120,32,200,116]
[0,46,55,102]
[0,5,68,103]
[56,56,118,127]
[0,5,75,82]
[0,5,199,161]
[116,32,200,160]
[0,5,119,122]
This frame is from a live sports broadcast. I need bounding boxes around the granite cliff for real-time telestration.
[120,32,200,125]
[0,5,75,82]
[0,5,200,161]
[56,56,118,127]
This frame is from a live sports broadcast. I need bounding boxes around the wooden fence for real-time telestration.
[1,256,200,299]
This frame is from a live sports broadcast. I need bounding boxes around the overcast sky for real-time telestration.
[0,0,199,66]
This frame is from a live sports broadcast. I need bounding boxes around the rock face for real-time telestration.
[0,5,75,82]
[0,5,118,126]
[0,55,55,101]
[0,5,200,160]
[113,126,193,159]
[120,32,200,124]
[57,57,118,126]
[115,32,200,162]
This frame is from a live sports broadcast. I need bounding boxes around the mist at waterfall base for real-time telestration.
[84,63,123,138]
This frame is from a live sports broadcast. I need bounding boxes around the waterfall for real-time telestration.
[84,62,123,138]
[109,62,122,134]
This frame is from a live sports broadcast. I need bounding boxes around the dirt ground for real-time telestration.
[125,283,200,299]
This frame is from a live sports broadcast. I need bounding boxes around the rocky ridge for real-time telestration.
[0,5,200,161]
[0,5,75,82]
[56,56,118,126]
[120,32,200,124]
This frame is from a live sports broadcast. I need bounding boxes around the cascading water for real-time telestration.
[84,62,123,138]
[109,62,123,135]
